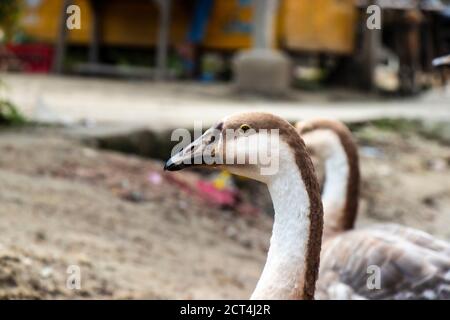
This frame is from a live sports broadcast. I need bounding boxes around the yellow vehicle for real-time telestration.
[16,0,441,93]
[19,0,356,54]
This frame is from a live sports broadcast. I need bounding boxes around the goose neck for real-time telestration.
[321,136,359,237]
[250,141,322,299]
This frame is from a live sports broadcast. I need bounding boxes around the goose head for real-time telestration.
[296,119,352,160]
[164,112,295,183]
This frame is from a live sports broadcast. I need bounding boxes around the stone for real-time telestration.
[233,49,291,96]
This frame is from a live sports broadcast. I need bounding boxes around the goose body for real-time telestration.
[165,112,324,299]
[297,119,450,300]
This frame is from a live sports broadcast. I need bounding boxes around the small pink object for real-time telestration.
[147,172,163,185]
[197,181,237,207]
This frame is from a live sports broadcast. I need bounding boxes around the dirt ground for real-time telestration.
[0,123,449,299]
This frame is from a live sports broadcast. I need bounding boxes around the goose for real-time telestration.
[296,119,359,240]
[165,112,324,299]
[296,119,450,300]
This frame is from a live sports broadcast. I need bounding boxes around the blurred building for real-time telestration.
[1,0,449,93]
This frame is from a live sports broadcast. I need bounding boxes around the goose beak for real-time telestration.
[164,158,186,171]
[164,127,222,171]
[164,146,199,172]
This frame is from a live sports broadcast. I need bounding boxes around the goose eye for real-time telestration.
[240,124,251,133]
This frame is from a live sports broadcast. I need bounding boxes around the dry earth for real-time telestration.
[0,124,449,299]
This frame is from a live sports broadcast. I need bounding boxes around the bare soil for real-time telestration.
[0,125,448,299]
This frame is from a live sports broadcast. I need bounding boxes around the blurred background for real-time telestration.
[0,0,449,299]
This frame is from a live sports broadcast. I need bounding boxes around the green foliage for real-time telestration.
[0,76,25,126]
[0,0,20,41]
[0,98,26,125]
[354,118,450,146]
[369,118,422,133]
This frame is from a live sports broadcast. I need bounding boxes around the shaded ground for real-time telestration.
[2,73,450,131]
[0,127,271,299]
[352,124,450,238]
[0,123,449,299]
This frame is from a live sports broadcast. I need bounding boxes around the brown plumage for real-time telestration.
[318,226,450,299]
[297,119,450,300]
[166,112,324,299]
[224,113,323,299]
[297,119,359,237]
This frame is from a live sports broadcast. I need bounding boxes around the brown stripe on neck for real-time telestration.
[298,120,360,233]
[223,113,324,299]
[280,127,324,300]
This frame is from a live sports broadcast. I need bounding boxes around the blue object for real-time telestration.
[188,0,214,44]
[239,0,252,6]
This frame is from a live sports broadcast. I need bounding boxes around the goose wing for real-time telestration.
[368,224,450,257]
[317,225,450,300]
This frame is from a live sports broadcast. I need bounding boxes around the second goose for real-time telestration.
[297,119,450,300]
